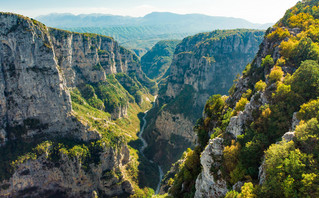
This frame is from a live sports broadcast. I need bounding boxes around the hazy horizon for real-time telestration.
[0,0,300,24]
[35,12,274,25]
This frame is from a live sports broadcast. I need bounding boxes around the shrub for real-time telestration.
[225,182,256,198]
[295,118,319,140]
[291,60,319,101]
[242,64,251,77]
[276,57,286,67]
[238,182,256,198]
[288,13,314,29]
[261,55,274,71]
[242,89,252,99]
[254,80,267,92]
[272,82,291,100]
[297,99,319,121]
[232,97,249,116]
[267,28,291,41]
[223,140,241,174]
[79,84,95,100]
[268,66,284,83]
[281,36,319,66]
[205,95,226,119]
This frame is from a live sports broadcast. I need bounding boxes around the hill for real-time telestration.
[36,12,272,55]
[141,40,181,80]
[165,0,319,197]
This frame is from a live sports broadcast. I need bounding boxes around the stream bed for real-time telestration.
[138,98,163,194]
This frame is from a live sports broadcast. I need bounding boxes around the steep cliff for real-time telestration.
[143,30,264,172]
[168,0,319,197]
[141,40,180,80]
[0,12,155,197]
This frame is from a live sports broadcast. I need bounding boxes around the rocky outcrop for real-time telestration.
[0,12,150,197]
[0,144,132,198]
[144,30,264,172]
[194,138,227,198]
[111,104,128,120]
[226,92,268,138]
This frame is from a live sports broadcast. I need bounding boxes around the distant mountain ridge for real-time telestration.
[36,12,272,55]
[37,12,272,29]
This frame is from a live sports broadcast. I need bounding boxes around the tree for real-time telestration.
[254,80,267,92]
[291,60,319,100]
[297,99,319,121]
[232,97,249,116]
[268,66,284,83]
[223,140,241,174]
[261,55,275,72]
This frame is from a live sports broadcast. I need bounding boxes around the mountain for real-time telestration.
[36,12,272,56]
[165,0,319,197]
[0,12,158,197]
[141,40,180,80]
[142,29,264,172]
[37,12,272,29]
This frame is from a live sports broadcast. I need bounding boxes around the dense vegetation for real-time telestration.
[167,0,319,197]
[141,40,180,80]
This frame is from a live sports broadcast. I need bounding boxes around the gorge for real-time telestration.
[2,0,319,197]
[143,30,265,172]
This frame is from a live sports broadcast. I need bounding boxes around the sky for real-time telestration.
[0,0,300,24]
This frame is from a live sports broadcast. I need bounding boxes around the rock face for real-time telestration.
[0,13,151,145]
[141,40,180,80]
[144,30,264,171]
[194,138,227,198]
[49,28,150,88]
[0,144,132,198]
[0,13,80,144]
[0,12,151,197]
[226,92,268,138]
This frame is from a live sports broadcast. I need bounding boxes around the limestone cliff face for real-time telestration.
[0,12,150,197]
[49,28,150,88]
[0,143,132,198]
[144,30,264,171]
[0,13,151,145]
[0,13,82,145]
[194,138,227,198]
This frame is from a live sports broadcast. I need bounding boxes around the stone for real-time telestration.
[226,92,265,138]
[282,132,295,142]
[290,112,300,131]
[194,138,228,198]
[232,181,244,192]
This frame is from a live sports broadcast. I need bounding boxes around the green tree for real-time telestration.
[262,55,275,71]
[291,60,319,101]
[268,66,284,83]
[254,80,267,92]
